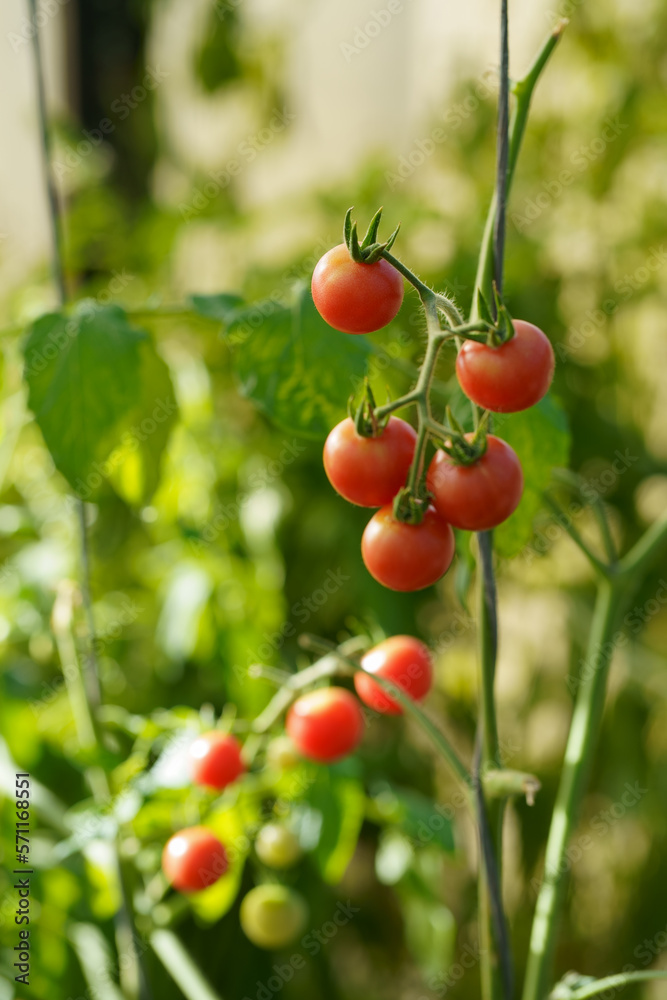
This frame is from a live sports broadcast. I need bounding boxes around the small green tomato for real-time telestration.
[266,736,301,771]
[240,885,308,950]
[255,824,302,869]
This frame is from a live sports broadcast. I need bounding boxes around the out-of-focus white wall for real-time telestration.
[0,0,560,307]
[149,0,560,203]
[0,0,67,308]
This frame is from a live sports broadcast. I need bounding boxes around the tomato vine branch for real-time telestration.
[556,971,667,1000]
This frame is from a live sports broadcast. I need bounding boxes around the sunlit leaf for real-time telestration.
[494,394,571,557]
[23,303,177,503]
[197,286,372,439]
[306,767,365,883]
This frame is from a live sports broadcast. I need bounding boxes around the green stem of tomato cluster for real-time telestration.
[368,18,568,1000]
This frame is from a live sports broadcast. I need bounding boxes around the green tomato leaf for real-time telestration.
[189,293,245,324]
[107,338,179,504]
[494,394,571,558]
[389,785,456,853]
[22,304,147,495]
[215,285,371,439]
[306,767,365,883]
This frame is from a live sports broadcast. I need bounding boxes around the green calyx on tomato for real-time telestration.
[311,244,404,335]
[434,409,489,467]
[324,416,417,508]
[476,285,517,347]
[343,206,400,264]
[456,319,555,413]
[350,378,385,438]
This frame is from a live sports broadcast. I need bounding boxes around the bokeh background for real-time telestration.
[1,1,667,999]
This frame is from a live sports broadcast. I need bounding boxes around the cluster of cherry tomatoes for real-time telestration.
[160,636,433,946]
[312,241,556,592]
[161,730,309,949]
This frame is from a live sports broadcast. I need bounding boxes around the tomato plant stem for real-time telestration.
[30,9,153,997]
[471,21,567,321]
[523,513,667,1000]
[358,667,472,789]
[151,930,224,1000]
[542,493,611,577]
[563,972,667,1000]
[522,579,620,1000]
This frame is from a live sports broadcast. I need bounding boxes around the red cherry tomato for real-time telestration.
[426,435,523,531]
[311,244,404,334]
[286,687,364,763]
[323,417,417,507]
[361,505,455,591]
[162,826,228,893]
[456,320,555,413]
[189,732,245,791]
[355,635,433,715]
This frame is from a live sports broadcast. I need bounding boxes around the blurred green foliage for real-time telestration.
[2,2,667,1000]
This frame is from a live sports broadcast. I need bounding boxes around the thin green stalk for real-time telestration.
[476,531,500,766]
[468,32,566,1000]
[563,971,667,1000]
[472,1,514,996]
[251,641,361,733]
[542,493,610,578]
[293,636,472,789]
[28,0,67,304]
[522,580,620,1000]
[29,6,152,997]
[357,666,472,790]
[151,930,224,1000]
[591,501,617,566]
[618,516,667,578]
[523,514,667,1000]
[382,250,438,303]
[476,529,508,1000]
[471,21,566,317]
[78,501,103,709]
